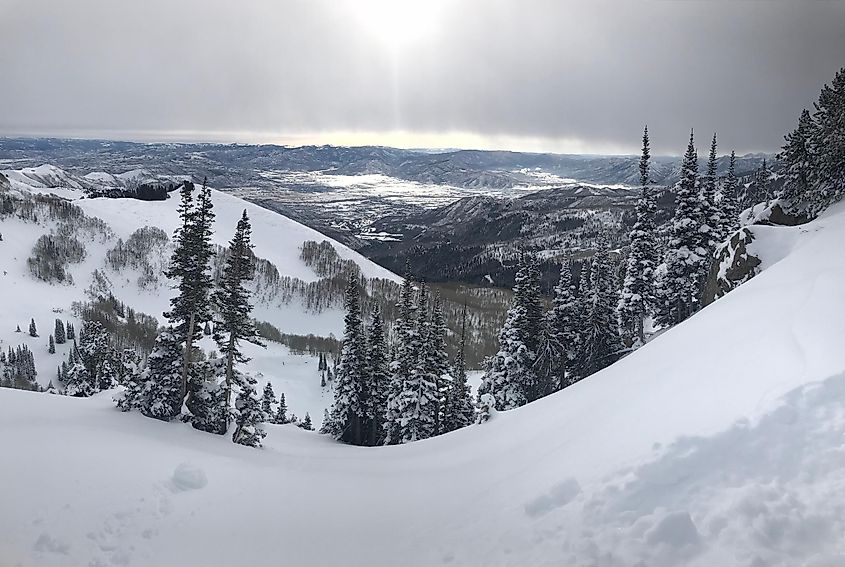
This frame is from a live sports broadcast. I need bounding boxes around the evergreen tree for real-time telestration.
[700,133,721,248]
[185,358,228,434]
[325,273,368,445]
[656,129,706,326]
[261,381,276,419]
[212,210,263,429]
[140,327,183,420]
[383,265,419,444]
[203,321,212,336]
[808,67,845,212]
[779,109,814,206]
[273,392,289,425]
[65,321,75,341]
[478,257,541,410]
[618,126,658,346]
[115,352,145,412]
[720,151,740,236]
[77,321,119,392]
[64,353,93,397]
[365,305,389,445]
[232,370,266,447]
[441,303,475,432]
[753,158,772,207]
[44,380,58,395]
[545,260,581,388]
[48,335,55,354]
[578,240,622,377]
[419,292,451,435]
[54,319,66,344]
[384,281,440,442]
[29,318,37,337]
[165,181,215,410]
[298,412,314,431]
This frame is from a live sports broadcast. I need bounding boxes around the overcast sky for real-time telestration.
[0,0,843,155]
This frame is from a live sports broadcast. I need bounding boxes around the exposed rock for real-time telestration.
[702,228,761,306]
[759,202,811,227]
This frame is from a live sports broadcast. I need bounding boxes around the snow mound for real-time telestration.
[169,463,207,492]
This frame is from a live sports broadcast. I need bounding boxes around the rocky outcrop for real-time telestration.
[759,202,811,227]
[702,228,761,306]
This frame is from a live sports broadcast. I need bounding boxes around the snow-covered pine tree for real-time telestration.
[756,158,772,206]
[232,369,266,447]
[779,109,814,207]
[477,256,541,410]
[73,321,117,392]
[808,67,845,213]
[383,265,419,444]
[29,318,37,337]
[618,126,658,347]
[700,133,721,247]
[54,319,66,344]
[65,321,75,341]
[140,327,183,420]
[185,358,227,434]
[64,348,93,397]
[421,292,451,435]
[274,392,289,424]
[544,259,581,389]
[441,303,475,433]
[212,210,263,429]
[115,351,145,412]
[325,273,368,445]
[578,238,622,377]
[164,181,215,412]
[261,382,276,419]
[44,380,58,395]
[117,348,140,386]
[656,129,706,326]
[48,335,55,354]
[365,304,389,445]
[384,281,440,443]
[298,413,314,431]
[720,151,740,236]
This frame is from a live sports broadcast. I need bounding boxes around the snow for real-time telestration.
[76,185,398,284]
[169,463,208,492]
[2,178,845,565]
[0,165,399,426]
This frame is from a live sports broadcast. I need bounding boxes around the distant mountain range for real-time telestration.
[0,137,772,190]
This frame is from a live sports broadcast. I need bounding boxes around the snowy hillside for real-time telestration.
[0,165,399,425]
[2,197,844,566]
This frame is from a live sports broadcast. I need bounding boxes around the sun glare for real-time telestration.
[353,0,441,49]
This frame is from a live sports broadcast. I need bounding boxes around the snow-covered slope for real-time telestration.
[1,197,844,566]
[0,165,399,426]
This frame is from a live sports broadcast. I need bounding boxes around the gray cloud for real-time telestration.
[0,0,843,154]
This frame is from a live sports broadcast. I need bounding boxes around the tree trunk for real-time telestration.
[636,315,645,345]
[225,333,235,431]
[181,312,195,414]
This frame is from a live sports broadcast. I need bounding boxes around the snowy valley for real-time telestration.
[1,181,844,567]
[1,2,844,565]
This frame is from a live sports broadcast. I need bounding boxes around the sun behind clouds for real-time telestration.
[350,0,443,50]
